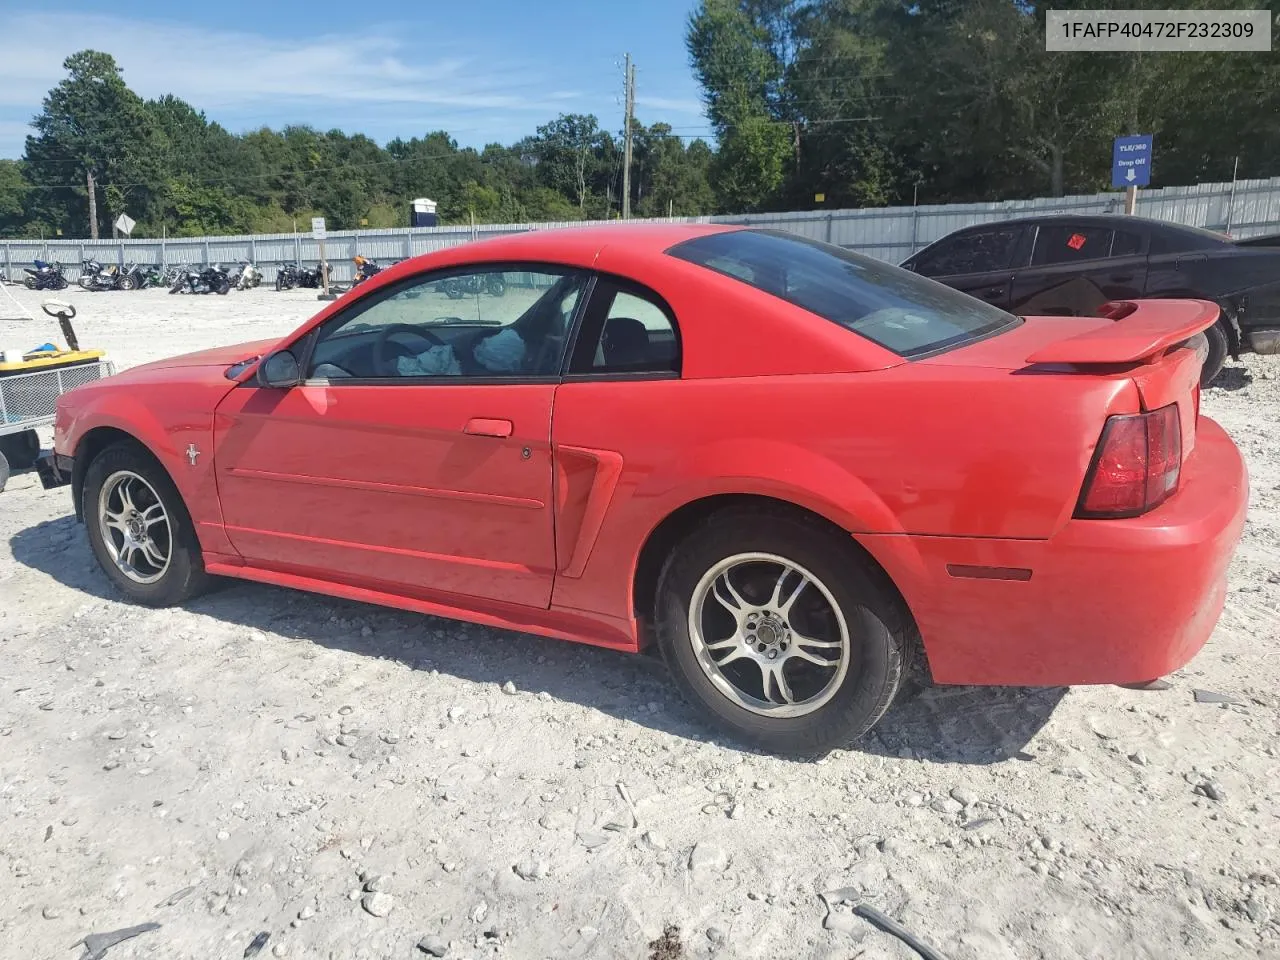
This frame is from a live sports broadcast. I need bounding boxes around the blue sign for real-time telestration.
[1112,134,1153,188]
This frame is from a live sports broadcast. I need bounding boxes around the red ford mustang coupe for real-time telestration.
[42,225,1247,755]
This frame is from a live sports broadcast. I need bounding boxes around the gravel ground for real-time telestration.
[0,285,1277,960]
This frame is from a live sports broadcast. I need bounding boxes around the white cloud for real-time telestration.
[0,11,585,145]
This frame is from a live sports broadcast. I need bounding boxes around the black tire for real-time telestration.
[655,506,908,756]
[0,450,9,493]
[82,442,211,606]
[0,430,40,470]
[216,280,230,295]
[22,275,35,289]
[486,275,506,297]
[118,276,136,291]
[1201,321,1229,387]
[169,280,184,294]
[53,276,67,290]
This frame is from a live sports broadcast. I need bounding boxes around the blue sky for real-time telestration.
[0,0,709,158]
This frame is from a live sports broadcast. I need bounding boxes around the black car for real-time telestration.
[900,214,1280,384]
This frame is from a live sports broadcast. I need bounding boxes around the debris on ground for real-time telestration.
[75,922,161,960]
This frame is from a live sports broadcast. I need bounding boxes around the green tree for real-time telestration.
[687,0,792,210]
[24,50,166,238]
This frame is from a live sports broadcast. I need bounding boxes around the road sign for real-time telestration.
[114,213,136,236]
[311,217,326,240]
[1112,135,1153,189]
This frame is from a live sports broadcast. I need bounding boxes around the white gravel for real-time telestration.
[1,285,1278,960]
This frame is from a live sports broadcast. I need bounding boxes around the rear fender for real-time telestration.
[637,437,905,537]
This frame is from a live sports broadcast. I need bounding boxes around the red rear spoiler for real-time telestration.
[1026,299,1220,365]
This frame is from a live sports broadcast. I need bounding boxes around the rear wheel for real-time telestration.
[655,507,907,756]
[216,280,230,295]
[118,276,136,291]
[82,442,210,606]
[1201,321,1229,386]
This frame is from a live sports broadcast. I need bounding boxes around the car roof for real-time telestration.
[443,222,736,265]
[949,213,1230,243]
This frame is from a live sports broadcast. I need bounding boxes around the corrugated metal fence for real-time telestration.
[4,176,1279,284]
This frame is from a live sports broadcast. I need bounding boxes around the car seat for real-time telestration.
[601,316,650,369]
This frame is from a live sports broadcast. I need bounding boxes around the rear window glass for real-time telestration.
[667,230,1019,358]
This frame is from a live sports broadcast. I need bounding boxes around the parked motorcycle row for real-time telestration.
[14,255,396,296]
[16,259,263,295]
[168,261,262,295]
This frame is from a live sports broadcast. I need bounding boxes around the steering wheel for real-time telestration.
[372,323,446,376]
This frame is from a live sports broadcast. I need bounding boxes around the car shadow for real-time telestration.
[11,516,1062,765]
[1209,365,1252,392]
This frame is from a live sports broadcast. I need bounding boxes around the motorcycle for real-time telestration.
[236,260,262,290]
[274,262,323,290]
[78,259,123,292]
[351,255,383,287]
[169,264,231,295]
[442,273,506,299]
[22,260,68,291]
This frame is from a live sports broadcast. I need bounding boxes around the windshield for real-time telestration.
[668,229,1020,358]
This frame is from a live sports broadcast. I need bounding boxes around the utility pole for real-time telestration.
[86,169,99,240]
[622,54,635,220]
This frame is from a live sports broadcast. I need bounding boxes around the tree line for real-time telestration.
[2,2,1278,239]
[0,51,715,239]
[691,0,1280,210]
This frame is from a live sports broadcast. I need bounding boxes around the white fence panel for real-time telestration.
[4,176,1280,283]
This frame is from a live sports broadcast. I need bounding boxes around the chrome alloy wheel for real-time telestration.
[688,552,851,718]
[97,470,172,584]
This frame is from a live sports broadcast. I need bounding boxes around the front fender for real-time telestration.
[57,371,240,555]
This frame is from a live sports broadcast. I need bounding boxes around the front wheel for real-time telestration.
[118,276,136,291]
[655,507,908,756]
[216,280,230,295]
[23,275,36,289]
[82,442,210,606]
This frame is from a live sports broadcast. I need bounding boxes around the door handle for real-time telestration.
[1109,273,1133,282]
[463,417,513,438]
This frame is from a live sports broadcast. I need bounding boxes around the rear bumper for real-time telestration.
[864,416,1248,686]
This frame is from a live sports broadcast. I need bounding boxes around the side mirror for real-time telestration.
[257,349,301,388]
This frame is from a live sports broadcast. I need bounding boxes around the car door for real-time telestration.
[212,264,589,609]
[548,276,683,615]
[1011,223,1149,316]
[904,225,1029,309]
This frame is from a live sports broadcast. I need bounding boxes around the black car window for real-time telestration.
[568,279,681,376]
[668,229,1019,359]
[1032,225,1112,265]
[306,267,586,380]
[912,227,1023,277]
[1111,230,1144,257]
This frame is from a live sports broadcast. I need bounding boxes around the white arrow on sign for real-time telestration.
[1125,167,1136,183]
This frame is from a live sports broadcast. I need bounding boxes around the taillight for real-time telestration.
[1076,404,1181,519]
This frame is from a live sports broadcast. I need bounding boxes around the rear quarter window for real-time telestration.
[668,229,1020,358]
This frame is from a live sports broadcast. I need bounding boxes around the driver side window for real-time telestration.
[307,266,587,381]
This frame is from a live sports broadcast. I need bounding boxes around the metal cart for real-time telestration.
[0,301,115,491]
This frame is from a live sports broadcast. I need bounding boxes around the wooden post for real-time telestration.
[319,236,330,297]
[1124,185,1138,216]
[86,169,99,240]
